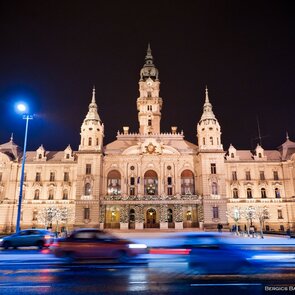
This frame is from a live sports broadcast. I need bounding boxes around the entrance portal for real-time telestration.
[146,208,158,228]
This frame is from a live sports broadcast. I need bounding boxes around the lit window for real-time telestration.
[212,182,218,195]
[84,183,91,196]
[275,188,280,198]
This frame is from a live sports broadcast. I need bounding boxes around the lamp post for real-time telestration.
[15,104,33,233]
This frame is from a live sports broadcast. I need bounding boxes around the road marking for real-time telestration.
[191,283,262,287]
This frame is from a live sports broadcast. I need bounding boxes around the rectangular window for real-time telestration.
[167,177,172,185]
[167,187,173,196]
[130,177,135,186]
[246,171,251,180]
[273,171,279,180]
[35,172,41,182]
[24,172,27,182]
[213,206,219,219]
[130,187,135,196]
[64,172,69,182]
[86,164,91,175]
[50,172,55,182]
[278,209,283,219]
[0,172,2,182]
[232,171,237,181]
[211,163,216,174]
[260,171,265,181]
[148,119,152,126]
[84,208,90,220]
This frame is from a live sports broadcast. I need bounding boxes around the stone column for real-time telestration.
[160,204,168,229]
[99,205,106,230]
[120,205,129,229]
[174,204,183,229]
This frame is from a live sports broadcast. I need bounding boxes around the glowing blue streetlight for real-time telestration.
[15,103,33,233]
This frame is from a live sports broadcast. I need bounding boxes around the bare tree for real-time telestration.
[244,206,256,236]
[226,207,243,235]
[255,206,270,239]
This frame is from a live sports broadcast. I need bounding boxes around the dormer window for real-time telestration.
[38,154,42,159]
[231,153,234,158]
[66,154,70,159]
[258,153,262,158]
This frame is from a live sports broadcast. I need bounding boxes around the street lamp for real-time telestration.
[15,103,33,233]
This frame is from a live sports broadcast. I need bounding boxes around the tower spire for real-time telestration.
[10,133,13,142]
[205,85,209,103]
[92,85,96,104]
[200,86,215,121]
[286,131,289,140]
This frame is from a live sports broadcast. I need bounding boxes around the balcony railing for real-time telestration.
[103,194,200,201]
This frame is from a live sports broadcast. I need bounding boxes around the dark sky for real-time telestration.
[0,1,294,152]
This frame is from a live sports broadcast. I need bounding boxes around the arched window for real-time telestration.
[34,189,40,200]
[84,183,91,196]
[144,170,158,195]
[167,209,173,223]
[107,170,121,195]
[261,188,267,198]
[96,138,99,146]
[275,188,281,198]
[203,137,205,145]
[181,170,195,195]
[48,189,54,200]
[88,137,92,146]
[63,190,68,200]
[233,188,239,198]
[247,188,252,199]
[210,137,213,145]
[212,182,218,195]
[186,211,192,221]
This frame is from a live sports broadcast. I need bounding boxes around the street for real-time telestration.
[0,232,294,294]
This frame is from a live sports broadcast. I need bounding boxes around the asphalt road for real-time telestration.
[0,249,294,295]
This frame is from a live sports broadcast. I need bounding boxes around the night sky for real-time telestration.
[0,1,294,152]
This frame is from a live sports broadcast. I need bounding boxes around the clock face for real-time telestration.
[146,143,155,154]
[146,78,153,87]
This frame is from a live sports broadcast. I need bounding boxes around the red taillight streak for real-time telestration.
[150,248,191,255]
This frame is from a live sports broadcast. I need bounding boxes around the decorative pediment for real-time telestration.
[254,144,267,160]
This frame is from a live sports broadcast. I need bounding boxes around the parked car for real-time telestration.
[0,229,55,249]
[51,228,148,262]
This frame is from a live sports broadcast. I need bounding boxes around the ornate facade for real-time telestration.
[0,45,295,232]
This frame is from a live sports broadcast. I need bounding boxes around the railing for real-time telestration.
[103,194,201,201]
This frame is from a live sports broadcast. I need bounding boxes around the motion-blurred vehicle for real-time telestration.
[150,232,253,274]
[0,229,55,249]
[51,228,148,262]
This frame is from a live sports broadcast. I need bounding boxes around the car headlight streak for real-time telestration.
[128,243,147,249]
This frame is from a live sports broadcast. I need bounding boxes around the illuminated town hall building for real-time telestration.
[0,45,295,232]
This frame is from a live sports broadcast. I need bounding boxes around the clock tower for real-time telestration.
[137,44,163,135]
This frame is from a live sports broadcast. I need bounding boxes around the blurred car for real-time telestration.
[51,228,148,262]
[150,232,253,274]
[0,229,55,249]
